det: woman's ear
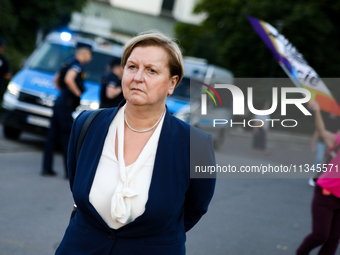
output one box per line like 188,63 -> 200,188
168,75 -> 179,96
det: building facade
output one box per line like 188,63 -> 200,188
68,0 -> 205,43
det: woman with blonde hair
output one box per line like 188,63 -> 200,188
55,31 -> 216,255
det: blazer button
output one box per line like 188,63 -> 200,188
109,234 -> 114,240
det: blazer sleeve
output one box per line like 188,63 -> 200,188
67,110 -> 90,192
184,133 -> 216,232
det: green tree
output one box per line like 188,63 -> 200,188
0,0 -> 87,73
175,0 -> 340,79
175,0 -> 340,133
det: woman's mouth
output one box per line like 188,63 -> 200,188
131,88 -> 144,93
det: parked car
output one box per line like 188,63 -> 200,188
1,31 -> 123,139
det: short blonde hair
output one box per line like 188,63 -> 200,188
121,31 -> 184,87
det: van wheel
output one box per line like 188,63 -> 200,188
3,125 -> 21,140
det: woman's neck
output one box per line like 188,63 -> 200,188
124,102 -> 166,131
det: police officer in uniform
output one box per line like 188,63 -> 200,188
99,57 -> 124,108
41,42 -> 92,177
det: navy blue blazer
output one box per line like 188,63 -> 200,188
56,101 -> 216,255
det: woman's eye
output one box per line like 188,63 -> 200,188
149,69 -> 156,74
128,65 -> 136,69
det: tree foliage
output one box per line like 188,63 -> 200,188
0,0 -> 87,73
175,0 -> 340,79
175,0 -> 340,133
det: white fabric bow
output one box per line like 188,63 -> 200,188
111,181 -> 138,223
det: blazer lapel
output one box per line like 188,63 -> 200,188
146,107 -> 173,205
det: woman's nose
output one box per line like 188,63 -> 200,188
133,68 -> 144,83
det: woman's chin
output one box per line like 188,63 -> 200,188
127,96 -> 147,106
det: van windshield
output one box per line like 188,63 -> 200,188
28,42 -> 115,83
28,43 -> 74,74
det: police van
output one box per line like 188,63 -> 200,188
1,31 -> 123,139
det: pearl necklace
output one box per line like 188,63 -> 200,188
124,110 -> 165,133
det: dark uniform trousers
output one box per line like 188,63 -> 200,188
42,96 -> 74,175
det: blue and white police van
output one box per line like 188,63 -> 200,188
1,31 -> 123,139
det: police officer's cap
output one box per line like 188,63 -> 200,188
109,58 -> 121,68
76,42 -> 92,51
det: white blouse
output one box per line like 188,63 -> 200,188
89,104 -> 165,229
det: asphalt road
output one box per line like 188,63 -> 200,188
0,125 -> 338,255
